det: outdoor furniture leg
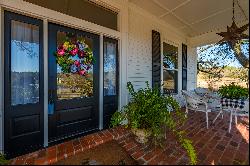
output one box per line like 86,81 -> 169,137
228,109 -> 233,133
235,115 -> 238,125
206,112 -> 209,129
212,109 -> 222,124
185,107 -> 188,117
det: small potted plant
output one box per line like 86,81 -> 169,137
0,154 -> 9,165
218,82 -> 249,100
110,82 -> 197,165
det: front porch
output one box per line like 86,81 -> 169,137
10,110 -> 249,165
0,0 -> 248,164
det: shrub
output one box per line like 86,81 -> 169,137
0,154 -> 9,165
110,82 -> 197,165
218,82 -> 249,100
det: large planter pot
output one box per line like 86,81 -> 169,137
131,128 -> 151,144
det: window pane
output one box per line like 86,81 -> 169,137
11,20 -> 40,105
56,32 -> 93,100
163,70 -> 178,94
104,41 -> 117,96
182,69 -> 187,79
163,42 -> 178,69
182,69 -> 187,90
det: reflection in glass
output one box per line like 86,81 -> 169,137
56,31 -> 94,100
182,47 -> 187,68
163,42 -> 178,94
163,70 -> 177,94
104,41 -> 116,96
163,42 -> 178,69
11,21 -> 40,106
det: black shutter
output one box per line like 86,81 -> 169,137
182,43 -> 187,90
152,30 -> 161,88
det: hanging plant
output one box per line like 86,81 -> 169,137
54,33 -> 95,76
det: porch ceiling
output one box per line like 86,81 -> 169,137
129,0 -> 249,38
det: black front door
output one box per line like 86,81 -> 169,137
4,11 -> 44,157
48,23 -> 99,142
103,37 -> 119,129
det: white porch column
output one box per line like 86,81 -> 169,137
99,34 -> 104,130
0,6 -> 4,153
119,2 -> 128,110
43,19 -> 48,147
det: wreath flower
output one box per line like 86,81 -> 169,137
54,34 -> 95,76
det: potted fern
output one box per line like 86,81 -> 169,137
110,82 -> 197,165
218,82 -> 248,100
0,154 -> 9,165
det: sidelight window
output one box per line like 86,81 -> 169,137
104,40 -> 117,96
11,20 -> 40,105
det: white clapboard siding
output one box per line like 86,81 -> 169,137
127,4 -> 197,91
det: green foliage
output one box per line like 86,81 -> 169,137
176,131 -> 197,165
0,154 -> 9,165
57,73 -> 93,98
218,82 -> 249,99
110,111 -> 125,128
110,82 -> 197,165
227,67 -> 249,85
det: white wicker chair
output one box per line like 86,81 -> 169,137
181,90 -> 212,129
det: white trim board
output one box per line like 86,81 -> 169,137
43,19 -> 48,147
0,6 -> 4,154
99,35 -> 104,130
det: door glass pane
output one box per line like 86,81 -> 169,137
104,41 -> 117,96
57,31 -> 94,100
11,20 -> 40,106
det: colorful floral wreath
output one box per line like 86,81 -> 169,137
54,34 -> 95,76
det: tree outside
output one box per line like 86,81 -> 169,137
197,40 -> 249,91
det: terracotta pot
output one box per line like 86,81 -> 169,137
131,128 -> 151,144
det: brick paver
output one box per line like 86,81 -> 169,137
10,109 -> 249,165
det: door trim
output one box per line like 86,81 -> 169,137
99,34 -> 104,130
43,18 -> 48,148
0,7 -> 4,153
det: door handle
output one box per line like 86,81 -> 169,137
48,89 -> 55,115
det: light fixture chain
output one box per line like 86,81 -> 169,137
236,0 -> 248,21
232,0 -> 235,22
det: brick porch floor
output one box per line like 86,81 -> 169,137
10,110 -> 249,165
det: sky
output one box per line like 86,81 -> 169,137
11,40 -> 39,72
197,41 -> 249,68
